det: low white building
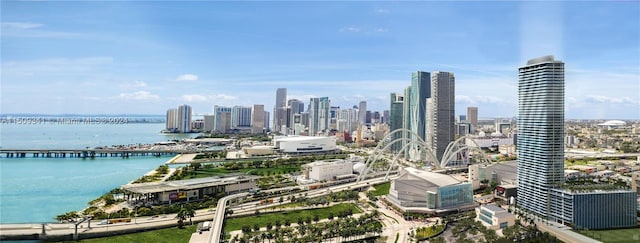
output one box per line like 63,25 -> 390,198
476,204 -> 515,230
273,136 -> 337,154
304,159 -> 353,182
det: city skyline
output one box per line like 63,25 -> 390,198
2,1 -> 639,119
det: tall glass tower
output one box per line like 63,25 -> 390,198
517,55 -> 565,217
428,71 -> 455,162
403,71 -> 430,160
389,93 -> 404,152
274,88 -> 287,132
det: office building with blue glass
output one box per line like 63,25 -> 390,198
550,189 -> 637,229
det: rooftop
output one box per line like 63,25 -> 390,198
403,167 -> 462,187
481,204 -> 506,213
121,175 -> 259,194
274,136 -> 332,142
597,120 -> 627,126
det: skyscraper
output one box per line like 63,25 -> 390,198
263,111 -> 270,132
358,101 -> 367,125
213,105 -> 232,133
389,93 -> 404,152
273,88 -> 287,132
336,108 -> 357,133
403,71 -> 431,160
288,99 -> 304,114
467,107 -> 478,133
165,108 -> 178,132
517,55 -> 565,217
308,97 -> 330,136
231,106 -> 252,128
427,71 -> 455,162
251,104 -> 265,134
204,115 -> 215,133
177,104 -> 192,133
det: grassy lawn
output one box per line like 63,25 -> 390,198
370,182 -> 390,196
577,228 -> 640,243
262,201 -> 306,210
65,225 -> 196,243
246,165 -> 301,176
415,224 -> 445,240
180,165 -> 301,179
224,203 -> 361,232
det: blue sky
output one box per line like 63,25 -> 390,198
2,1 -> 639,119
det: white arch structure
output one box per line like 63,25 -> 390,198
357,129 -> 491,181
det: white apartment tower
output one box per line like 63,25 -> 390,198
177,104 -> 192,133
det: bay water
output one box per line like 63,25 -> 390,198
0,122 -> 197,223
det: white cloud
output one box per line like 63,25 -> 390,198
213,94 -> 237,100
374,8 -> 389,14
117,91 -> 159,100
455,95 -> 506,104
340,26 -> 361,33
455,95 -> 475,104
118,81 -> 148,89
181,94 -> 237,103
585,95 -> 639,105
1,22 -> 43,29
374,28 -> 388,33
182,94 -> 209,102
175,74 -> 199,81
2,57 -> 113,77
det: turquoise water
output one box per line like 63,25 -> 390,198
0,123 -> 198,223
0,123 -> 192,149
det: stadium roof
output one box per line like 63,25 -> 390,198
597,120 -> 626,126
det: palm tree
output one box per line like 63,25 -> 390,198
176,209 -> 187,228
184,205 -> 196,225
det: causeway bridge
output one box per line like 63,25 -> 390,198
0,149 -> 183,159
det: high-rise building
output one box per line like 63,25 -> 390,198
204,115 -> 215,133
213,105 -> 232,133
273,88 -> 287,132
383,110 -> 390,125
336,108 -> 358,134
287,99 -> 304,129
467,107 -> 478,133
288,99 -> 304,114
403,71 -> 431,160
251,104 -> 265,134
231,106 -> 252,128
330,106 -> 340,130
358,101 -> 367,125
389,93 -> 404,152
165,108 -> 178,132
427,71 -> 455,161
308,97 -> 330,136
300,112 -> 309,128
263,111 -> 270,132
177,104 -> 192,133
517,55 -> 565,218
